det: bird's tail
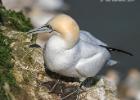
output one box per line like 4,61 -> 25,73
100,45 -> 133,56
107,60 -> 118,66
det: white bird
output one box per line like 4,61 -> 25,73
122,69 -> 140,100
2,0 -> 67,27
23,0 -> 67,48
104,69 -> 120,85
24,6 -> 55,28
28,14 -> 132,83
1,0 -> 34,12
22,0 -> 67,28
36,0 -> 67,11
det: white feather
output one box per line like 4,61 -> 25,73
44,32 -> 111,78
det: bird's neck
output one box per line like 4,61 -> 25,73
46,35 -> 68,52
62,32 -> 79,49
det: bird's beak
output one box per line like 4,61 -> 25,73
27,26 -> 53,35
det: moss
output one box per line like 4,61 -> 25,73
0,6 -> 33,32
0,6 -> 33,98
0,30 -> 13,99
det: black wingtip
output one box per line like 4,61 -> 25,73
100,45 -> 134,56
119,50 -> 133,56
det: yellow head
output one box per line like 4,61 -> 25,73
28,14 -> 80,49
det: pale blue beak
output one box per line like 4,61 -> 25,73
27,26 -> 53,34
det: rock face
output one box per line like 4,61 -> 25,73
79,78 -> 119,100
0,26 -> 120,100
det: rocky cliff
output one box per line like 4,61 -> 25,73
0,7 -> 119,100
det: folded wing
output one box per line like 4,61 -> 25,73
80,30 -> 107,46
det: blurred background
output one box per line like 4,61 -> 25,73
1,0 -> 140,99
66,0 -> 140,78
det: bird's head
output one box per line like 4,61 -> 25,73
28,14 -> 80,49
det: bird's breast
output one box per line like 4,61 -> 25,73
43,35 -> 80,74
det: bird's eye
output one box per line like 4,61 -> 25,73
44,24 -> 54,33
46,24 -> 52,29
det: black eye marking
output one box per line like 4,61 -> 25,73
45,24 -> 54,33
46,24 -> 52,29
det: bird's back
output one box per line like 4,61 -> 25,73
80,30 -> 107,46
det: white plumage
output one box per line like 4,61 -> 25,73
43,31 -> 110,78
28,14 -> 119,80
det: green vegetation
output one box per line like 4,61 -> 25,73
0,6 -> 33,32
0,6 -> 33,100
0,30 -> 14,100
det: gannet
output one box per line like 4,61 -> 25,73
28,14 -> 132,82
